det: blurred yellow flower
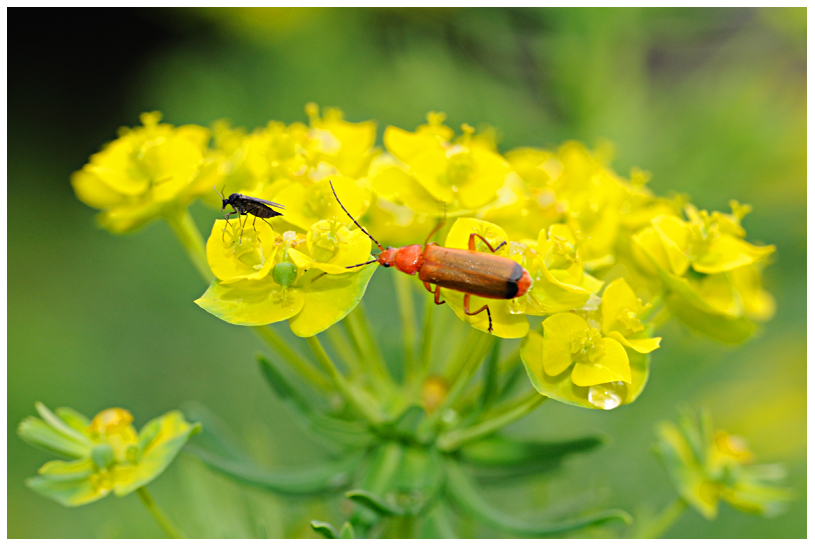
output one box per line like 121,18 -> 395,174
18,403 -> 199,507
71,112 -> 212,233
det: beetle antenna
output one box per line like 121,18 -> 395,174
329,180 -> 385,252
346,258 -> 379,269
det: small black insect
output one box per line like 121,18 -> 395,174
214,186 -> 285,243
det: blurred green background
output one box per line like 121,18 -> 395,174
8,7 -> 805,538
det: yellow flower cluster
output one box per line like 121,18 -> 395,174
72,106 -> 775,410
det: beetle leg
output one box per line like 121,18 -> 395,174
463,293 -> 493,332
423,219 -> 446,249
424,282 -> 446,305
468,233 -> 506,253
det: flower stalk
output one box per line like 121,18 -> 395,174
137,486 -> 185,539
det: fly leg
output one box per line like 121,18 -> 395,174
239,212 -> 250,244
468,233 -> 506,253
222,211 -> 237,242
463,293 -> 492,333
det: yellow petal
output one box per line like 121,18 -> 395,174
541,313 -> 588,376
601,277 -> 640,335
606,331 -> 661,354
652,215 -> 691,276
384,125 -> 441,164
70,169 -> 126,209
442,291 -> 529,339
692,234 -> 775,274
444,218 -> 508,253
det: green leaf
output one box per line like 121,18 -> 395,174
420,503 -> 457,539
339,521 -> 355,539
310,520 -> 338,539
256,355 -> 373,448
459,435 -> 605,481
179,402 -> 254,462
389,405 -> 426,440
445,461 -> 632,537
346,489 -> 405,517
26,475 -> 108,507
479,339 -> 501,410
35,403 -> 93,451
186,445 -> 363,496
18,416 -> 91,460
54,407 -> 90,433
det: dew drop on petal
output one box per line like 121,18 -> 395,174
588,381 -> 628,410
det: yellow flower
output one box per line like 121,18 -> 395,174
514,224 -> 595,316
655,408 -> 792,519
438,218 -> 529,339
70,112 -> 211,233
540,313 -> 631,387
520,310 -> 652,410
204,105 -> 376,233
378,113 -> 511,211
600,278 -> 661,354
18,403 -> 199,507
195,218 -> 376,337
632,203 -> 776,343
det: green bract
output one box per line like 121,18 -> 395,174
18,403 -> 200,507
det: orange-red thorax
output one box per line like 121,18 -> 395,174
377,244 -> 424,275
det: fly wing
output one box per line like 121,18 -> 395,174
243,196 -> 285,210
243,200 -> 284,218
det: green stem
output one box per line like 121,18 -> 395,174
325,324 -> 362,378
437,391 -> 546,452
640,293 -> 665,325
253,326 -> 332,392
394,274 -> 417,384
343,305 -> 394,393
137,487 -> 185,539
420,332 -> 494,436
164,206 -> 212,282
306,336 -> 385,425
415,296 -> 436,396
636,497 -> 688,539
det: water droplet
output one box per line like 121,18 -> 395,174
588,381 -> 627,410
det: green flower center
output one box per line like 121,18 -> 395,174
445,149 -> 473,189
570,328 -> 604,363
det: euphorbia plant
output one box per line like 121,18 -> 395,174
18,106 -> 785,538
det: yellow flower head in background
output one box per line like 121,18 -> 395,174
71,112 -> 212,232
654,408 -> 792,519
18,403 -> 200,507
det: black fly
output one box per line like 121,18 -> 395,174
214,186 -> 285,244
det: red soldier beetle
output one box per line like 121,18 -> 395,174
329,182 -> 533,333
